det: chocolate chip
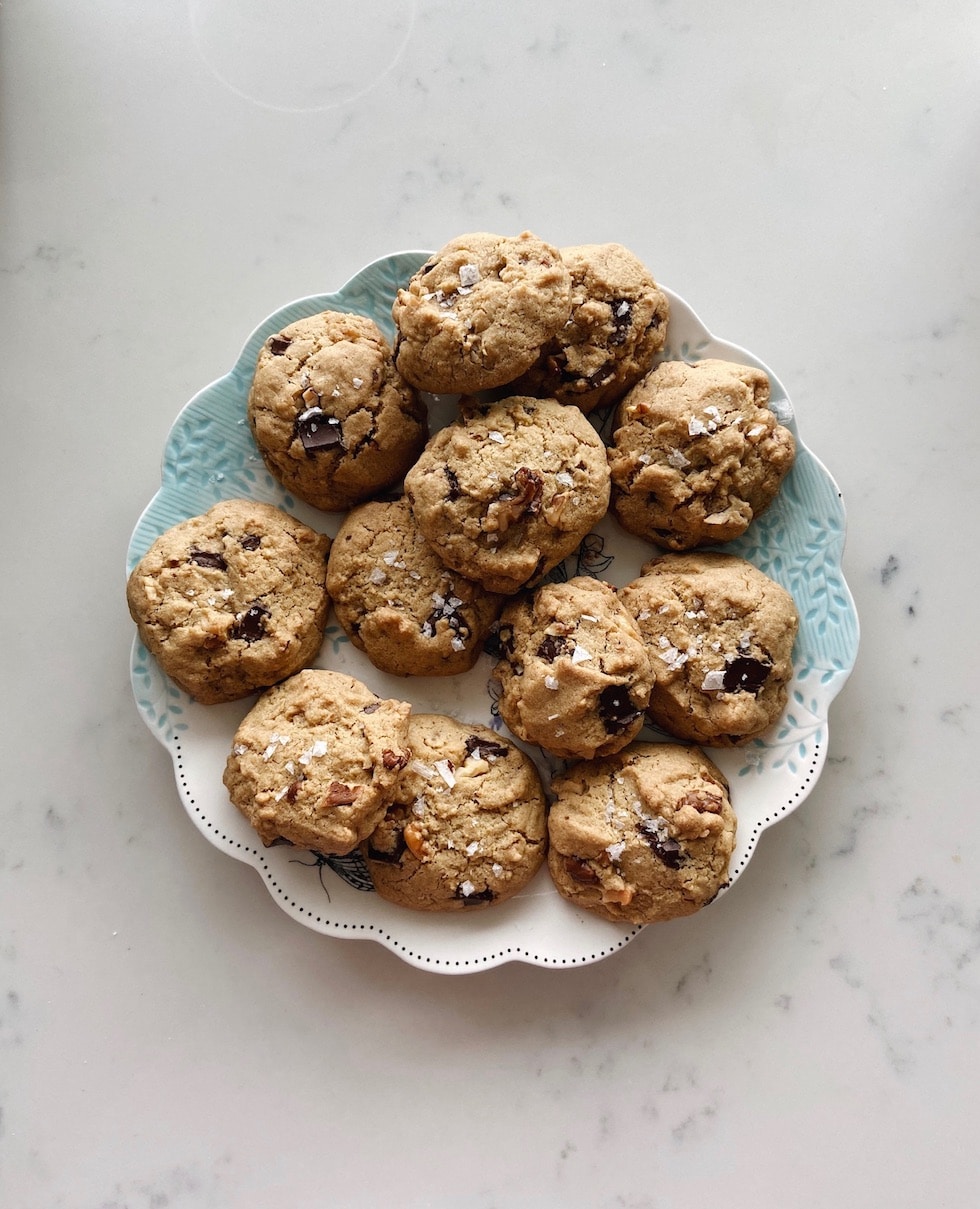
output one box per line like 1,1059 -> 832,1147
188,549 -> 227,571
268,336 -> 291,355
239,534 -> 261,550
639,819 -> 684,868
464,735 -> 510,760
536,633 -> 571,661
229,603 -> 269,642
445,466 -> 461,501
598,684 -> 643,734
723,656 -> 771,694
296,408 -> 343,455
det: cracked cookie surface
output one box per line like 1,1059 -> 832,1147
619,551 -> 798,745
404,395 -> 610,595
493,576 -> 653,760
391,231 -> 572,394
362,713 -> 548,911
247,309 -> 427,512
223,669 -> 412,853
326,496 -> 504,677
547,742 -> 735,924
126,498 -> 330,704
608,358 -> 796,550
511,242 -> 669,413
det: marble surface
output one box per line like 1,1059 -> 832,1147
1,1 -> 977,1205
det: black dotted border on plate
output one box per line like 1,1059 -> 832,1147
171,736 -> 644,970
728,741 -> 823,880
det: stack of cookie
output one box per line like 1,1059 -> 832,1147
127,229 -> 801,928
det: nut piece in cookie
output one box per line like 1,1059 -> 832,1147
247,310 -> 427,512
223,669 -> 412,854
493,576 -> 653,760
511,242 -> 669,413
126,498 -> 330,704
391,231 -> 573,394
619,551 -> 798,745
547,743 -> 735,925
326,496 -> 504,677
608,358 -> 796,550
404,395 -> 610,595
362,714 -> 548,911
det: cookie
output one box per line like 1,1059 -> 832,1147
618,551 -> 798,745
404,395 -> 611,595
247,310 -> 427,512
126,498 -> 330,704
362,714 -> 548,911
326,496 -> 504,677
608,358 -> 796,550
223,669 -> 412,853
511,242 -> 669,413
493,576 -> 653,760
391,231 -> 573,394
547,742 -> 736,925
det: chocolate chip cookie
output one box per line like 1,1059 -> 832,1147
493,576 -> 653,760
608,358 -> 796,550
404,395 -> 611,595
223,669 -> 412,853
363,714 -> 548,911
619,551 -> 798,745
511,242 -> 669,413
547,742 -> 736,924
247,309 -> 427,512
326,496 -> 504,677
391,231 -> 573,394
126,498 -> 330,704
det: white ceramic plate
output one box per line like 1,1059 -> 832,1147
127,250 -> 859,972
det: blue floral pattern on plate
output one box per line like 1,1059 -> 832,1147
127,253 -> 859,972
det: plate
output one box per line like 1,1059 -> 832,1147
127,250 -> 859,973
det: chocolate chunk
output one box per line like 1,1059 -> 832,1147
484,623 -> 514,659
188,548 -> 227,571
283,777 -> 305,804
455,884 -> 495,906
639,819 -> 684,868
325,781 -> 360,806
536,632 -> 572,661
268,336 -> 291,355
564,856 -> 600,885
445,466 -> 461,501
362,701 -> 382,714
366,831 -> 406,864
229,603 -> 269,643
723,656 -> 772,694
239,534 -> 261,550
464,735 -> 510,760
296,408 -> 343,455
598,684 -> 643,734
382,748 -> 410,771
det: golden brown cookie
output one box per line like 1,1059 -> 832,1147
126,498 -> 330,704
363,714 -> 548,911
619,551 -> 798,745
547,742 -> 736,924
608,358 -> 796,550
391,231 -> 573,394
326,496 -> 504,677
493,576 -> 653,760
404,395 -> 610,595
223,669 -> 412,853
511,242 -> 669,413
247,310 -> 427,511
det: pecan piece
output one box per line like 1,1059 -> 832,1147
564,856 -> 600,885
484,466 -> 544,534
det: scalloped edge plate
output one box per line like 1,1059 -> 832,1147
127,250 -> 859,972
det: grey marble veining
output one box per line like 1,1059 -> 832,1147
2,1 -> 978,1206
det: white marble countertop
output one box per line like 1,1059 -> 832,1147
3,2 -> 977,1206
